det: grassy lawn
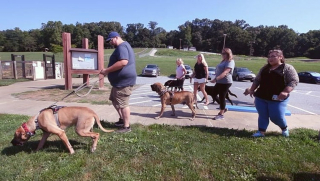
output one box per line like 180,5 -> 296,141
0,48 -> 148,62
1,114 -> 320,180
135,49 -> 320,77
1,48 -> 320,82
0,78 -> 31,86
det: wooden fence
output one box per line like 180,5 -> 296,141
0,60 -> 43,80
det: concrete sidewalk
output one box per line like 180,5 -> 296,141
1,78 -> 320,133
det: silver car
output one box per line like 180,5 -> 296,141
232,67 -> 256,82
208,67 -> 216,80
141,64 -> 160,77
184,64 -> 193,79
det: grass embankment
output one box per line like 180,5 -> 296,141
0,78 -> 30,86
1,48 -> 319,85
136,49 -> 319,76
1,114 -> 320,180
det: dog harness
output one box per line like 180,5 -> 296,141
46,105 -> 65,128
24,105 -> 65,136
158,89 -> 175,105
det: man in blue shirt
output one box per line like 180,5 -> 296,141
100,32 -> 136,133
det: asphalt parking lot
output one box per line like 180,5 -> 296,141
132,76 -> 320,115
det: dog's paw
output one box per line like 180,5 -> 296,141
91,147 -> 96,153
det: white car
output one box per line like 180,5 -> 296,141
208,67 -> 216,80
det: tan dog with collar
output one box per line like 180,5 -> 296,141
11,106 -> 114,154
150,82 -> 197,120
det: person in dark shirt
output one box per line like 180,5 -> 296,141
245,50 -> 299,137
192,54 -> 209,105
100,32 -> 136,133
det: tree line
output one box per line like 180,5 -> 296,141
0,18 -> 319,58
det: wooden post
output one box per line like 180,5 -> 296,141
82,38 -> 90,85
12,60 -> 17,79
63,32 -> 72,90
0,61 -> 2,80
98,35 -> 104,88
21,55 -> 26,78
52,54 -> 56,79
11,54 -> 17,79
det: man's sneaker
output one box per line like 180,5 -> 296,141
213,114 -> 224,120
114,118 -> 124,127
252,131 -> 265,137
116,127 -> 131,133
282,129 -> 289,137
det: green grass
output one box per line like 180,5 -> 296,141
0,78 -> 31,86
0,52 -> 65,62
1,49 -> 320,79
0,49 -> 148,62
1,114 -> 320,180
136,49 -> 320,76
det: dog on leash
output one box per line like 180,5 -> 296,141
164,80 -> 182,91
151,82 -> 197,120
198,85 -> 238,105
11,106 -> 114,154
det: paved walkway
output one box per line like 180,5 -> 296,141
1,78 -> 320,133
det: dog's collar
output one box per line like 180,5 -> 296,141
21,122 -> 35,136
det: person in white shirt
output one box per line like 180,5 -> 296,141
175,58 -> 187,91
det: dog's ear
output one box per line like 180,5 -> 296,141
153,83 -> 162,93
158,83 -> 165,90
155,84 -> 161,92
151,84 -> 156,91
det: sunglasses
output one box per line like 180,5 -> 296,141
268,55 -> 279,58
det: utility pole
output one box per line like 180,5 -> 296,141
223,34 -> 227,50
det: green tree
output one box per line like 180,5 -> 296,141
41,21 -> 63,50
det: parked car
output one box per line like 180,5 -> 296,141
184,64 -> 193,79
232,67 -> 256,82
298,71 -> 320,84
208,67 -> 216,80
141,64 -> 160,77
189,47 -> 197,51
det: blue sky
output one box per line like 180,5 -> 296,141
1,0 -> 319,33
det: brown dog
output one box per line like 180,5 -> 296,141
151,82 -> 196,120
11,106 -> 114,154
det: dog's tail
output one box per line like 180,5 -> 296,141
94,114 -> 114,133
228,90 -> 238,98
